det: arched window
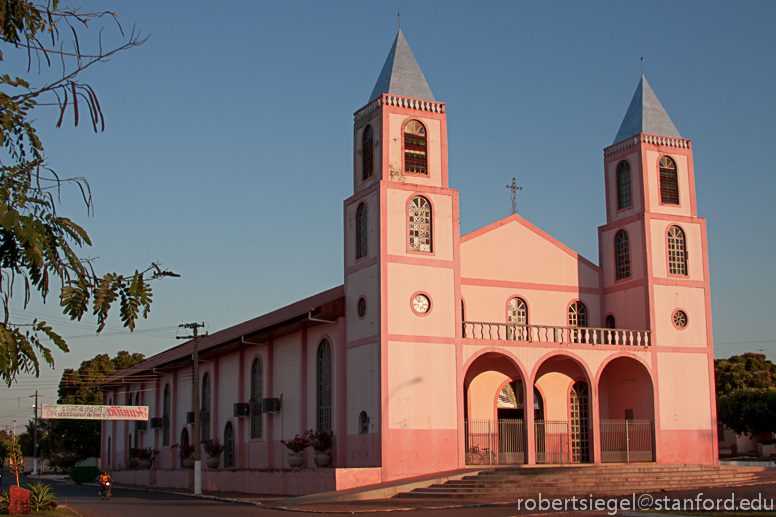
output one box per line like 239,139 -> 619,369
605,315 -> 615,329
362,125 -> 374,180
317,340 -> 332,432
224,422 -> 235,468
250,359 -> 262,439
507,297 -> 528,341
404,120 -> 427,174
162,384 -> 171,447
202,373 -> 211,442
356,203 -> 368,260
180,428 -> 189,468
667,225 -> 687,275
127,393 -> 133,406
659,156 -> 679,205
616,161 -> 632,209
568,301 -> 588,343
615,230 -> 631,280
359,412 -> 369,434
408,196 -> 432,252
570,381 -> 590,463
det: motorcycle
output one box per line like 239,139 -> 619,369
100,481 -> 112,500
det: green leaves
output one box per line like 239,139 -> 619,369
717,388 -> 776,436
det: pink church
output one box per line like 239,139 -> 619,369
100,30 -> 718,495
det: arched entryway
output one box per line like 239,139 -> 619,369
597,356 -> 656,462
533,353 -> 593,464
464,352 -> 528,465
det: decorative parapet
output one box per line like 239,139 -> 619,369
354,93 -> 446,122
604,133 -> 692,157
462,321 -> 651,347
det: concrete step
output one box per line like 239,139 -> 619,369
440,475 -> 757,489
458,473 -> 757,483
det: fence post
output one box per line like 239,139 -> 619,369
488,420 -> 492,465
626,420 -> 630,464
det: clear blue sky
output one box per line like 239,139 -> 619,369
1,1 -> 774,427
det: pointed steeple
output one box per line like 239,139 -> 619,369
613,76 -> 681,144
368,30 -> 435,103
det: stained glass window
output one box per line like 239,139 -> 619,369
162,384 -> 171,447
615,230 -> 631,280
356,203 -> 367,259
659,156 -> 679,205
507,297 -> 528,340
408,196 -> 432,252
224,422 -> 235,468
673,309 -> 688,328
362,125 -> 374,180
404,120 -> 427,174
250,359 -> 262,439
317,340 -> 332,432
202,372 -> 211,442
617,160 -> 632,209
667,225 -> 687,275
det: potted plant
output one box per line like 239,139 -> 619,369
171,443 -> 195,469
138,447 -> 157,469
305,429 -> 333,468
128,448 -> 140,469
202,439 -> 224,469
280,434 -> 310,469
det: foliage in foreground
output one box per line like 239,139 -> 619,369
716,387 -> 776,436
0,481 -> 58,513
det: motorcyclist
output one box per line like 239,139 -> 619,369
99,471 -> 113,496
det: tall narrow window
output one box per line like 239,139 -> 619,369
667,225 -> 687,275
317,340 -> 332,432
162,384 -> 171,447
408,196 -> 432,252
615,230 -> 631,280
356,203 -> 368,259
507,297 -> 528,341
659,156 -> 679,205
616,161 -> 632,209
250,359 -> 262,439
360,412 -> 369,434
127,393 -> 133,406
362,125 -> 374,180
605,315 -> 615,329
224,422 -> 235,468
570,381 -> 590,463
403,120 -> 427,174
568,301 -> 588,328
202,373 -> 211,442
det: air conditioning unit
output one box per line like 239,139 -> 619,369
149,418 -> 163,429
233,403 -> 250,417
186,412 -> 195,425
135,421 -> 147,431
262,397 -> 281,414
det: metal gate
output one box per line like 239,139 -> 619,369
600,419 -> 654,462
464,419 -> 524,465
535,420 -> 569,464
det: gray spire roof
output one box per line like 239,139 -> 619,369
613,75 -> 681,144
368,30 -> 435,103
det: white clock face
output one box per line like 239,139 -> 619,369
412,294 -> 430,314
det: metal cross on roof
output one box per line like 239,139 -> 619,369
506,177 -> 523,215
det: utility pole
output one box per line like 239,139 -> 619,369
178,322 -> 207,495
31,391 -> 38,475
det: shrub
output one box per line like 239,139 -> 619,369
24,481 -> 58,512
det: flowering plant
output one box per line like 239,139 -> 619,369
202,439 -> 224,458
171,442 -> 194,459
305,429 -> 332,453
280,434 -> 310,453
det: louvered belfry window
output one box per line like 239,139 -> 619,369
250,359 -> 262,439
659,156 -> 679,205
317,340 -> 332,432
615,230 -> 631,280
356,203 -> 367,259
408,196 -> 432,252
617,161 -> 632,209
667,225 -> 687,275
404,120 -> 427,174
362,125 -> 374,180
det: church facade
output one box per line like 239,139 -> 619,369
100,30 -> 718,495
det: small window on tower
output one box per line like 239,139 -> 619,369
362,125 -> 374,180
659,156 -> 679,205
408,196 -> 432,252
615,230 -> 631,280
404,120 -> 427,174
617,161 -> 632,209
356,203 -> 367,259
667,225 -> 687,276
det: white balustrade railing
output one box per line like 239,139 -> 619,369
354,93 -> 446,122
462,321 -> 651,347
604,133 -> 692,157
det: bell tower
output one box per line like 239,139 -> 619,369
598,75 -> 717,463
343,30 -> 463,480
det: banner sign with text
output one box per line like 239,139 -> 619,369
41,404 -> 149,421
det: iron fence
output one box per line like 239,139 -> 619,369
600,419 -> 654,463
535,420 -> 570,464
464,419 -> 525,465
